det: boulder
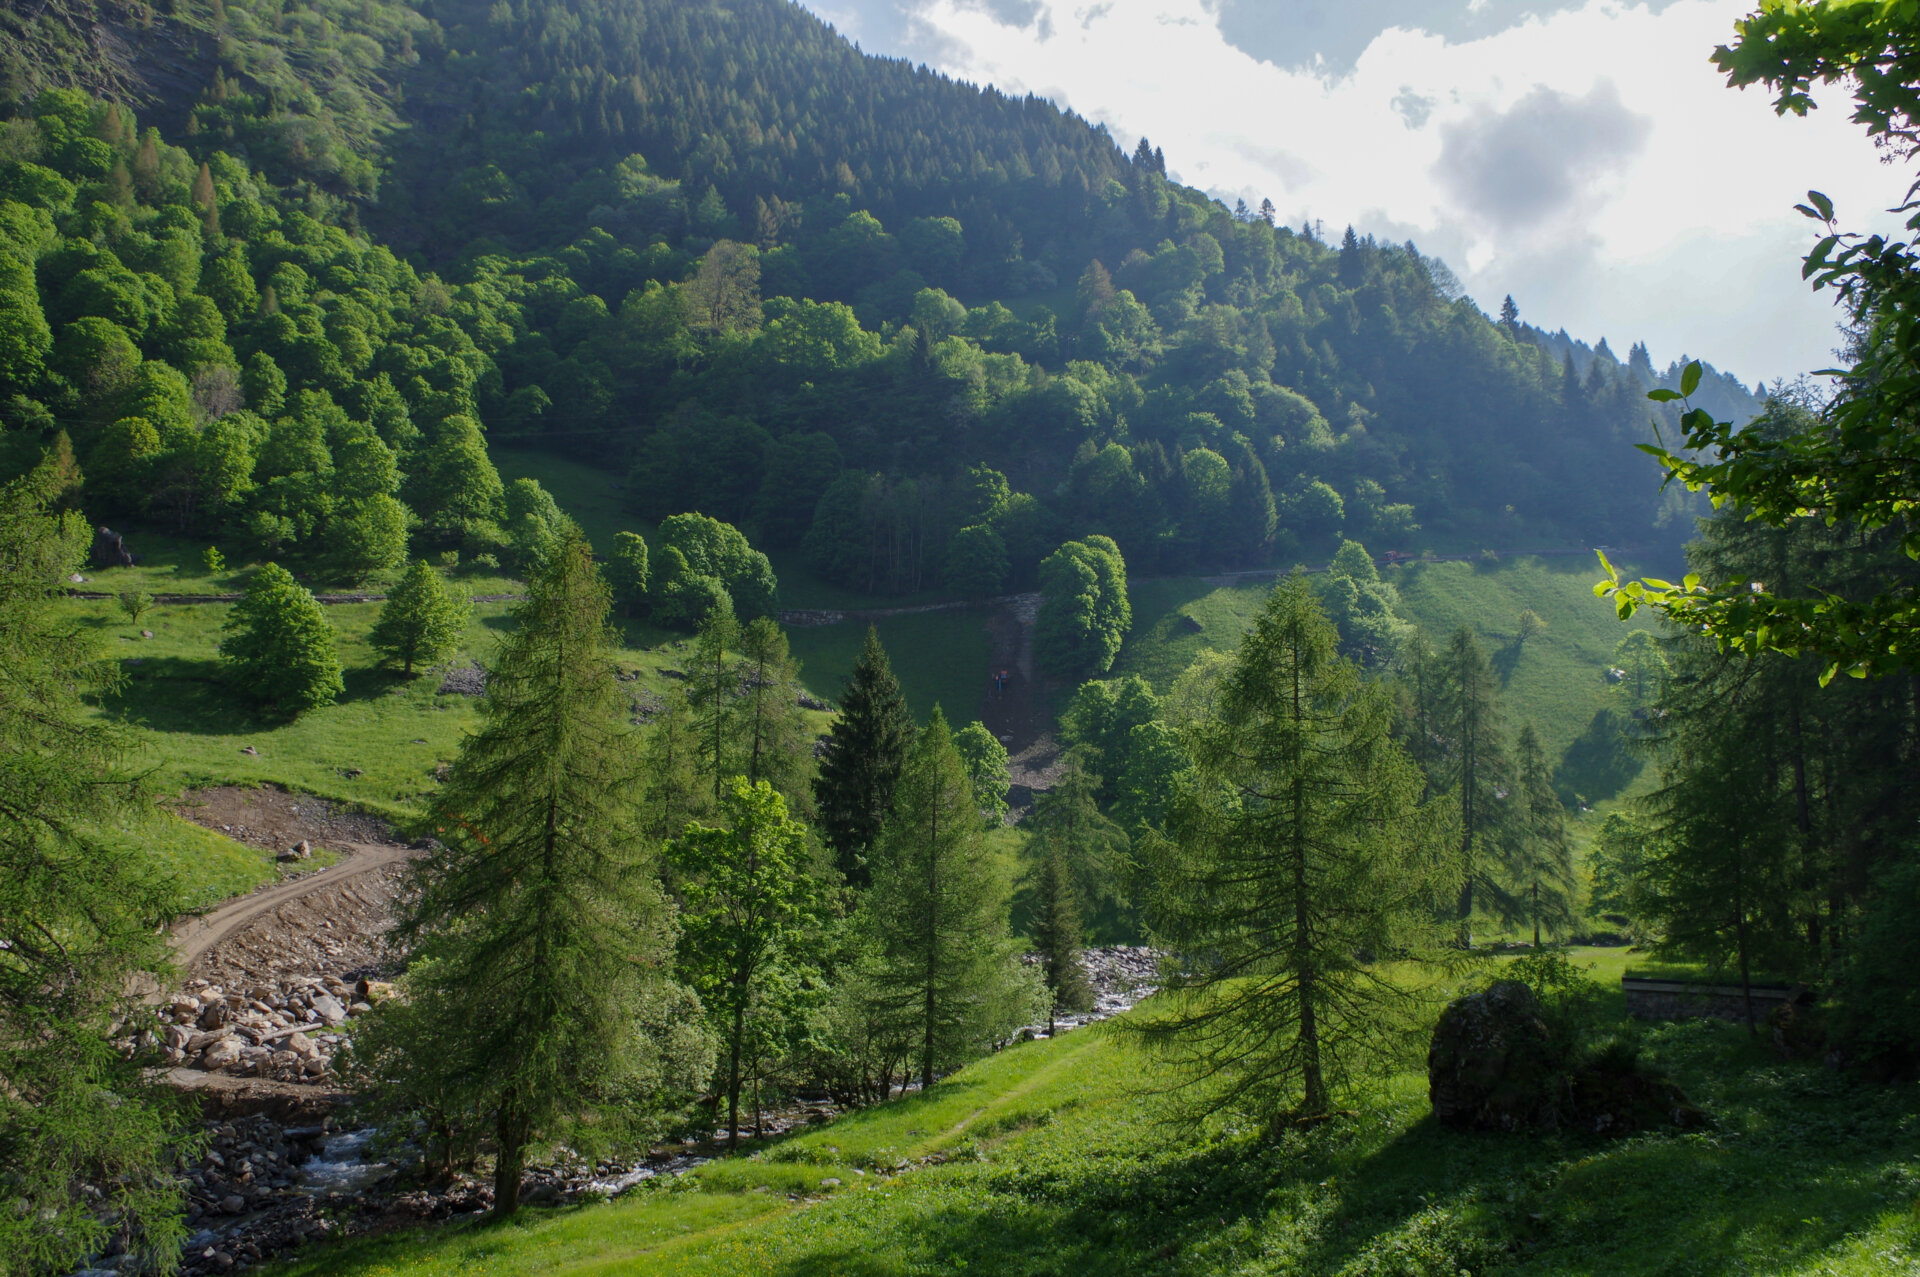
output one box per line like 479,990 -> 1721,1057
202,1038 -> 245,1070
310,994 -> 348,1026
1427,980 -> 1568,1132
91,526 -> 135,569
278,839 -> 311,862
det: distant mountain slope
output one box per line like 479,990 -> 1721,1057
0,0 -> 1755,596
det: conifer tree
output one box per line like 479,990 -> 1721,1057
639,685 -> 705,843
668,779 -> 819,1147
219,562 -> 343,712
396,532 -> 694,1216
688,595 -> 741,805
0,456 -> 193,1275
1030,845 -> 1092,1034
736,616 -> 814,812
1140,577 -> 1443,1121
814,625 -> 914,885
1026,757 -> 1131,941
865,708 -> 1040,1087
1434,626 -> 1512,946
1513,724 -> 1577,946
369,559 -> 470,675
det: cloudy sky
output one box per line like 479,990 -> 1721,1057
797,0 -> 1903,386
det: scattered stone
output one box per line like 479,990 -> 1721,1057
68,572 -> 87,584
339,768 -> 364,779
278,840 -> 312,863
310,995 -> 348,1026
438,661 -> 487,696
240,746 -> 258,756
798,694 -> 830,711
141,628 -> 154,638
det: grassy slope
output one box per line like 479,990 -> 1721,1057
273,950 -> 1920,1277
1115,556 -> 1664,861
497,450 -> 994,725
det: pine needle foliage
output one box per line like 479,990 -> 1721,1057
397,532 -> 696,1216
1513,723 -> 1577,946
865,708 -> 1041,1088
1431,626 -> 1514,946
1139,576 -> 1447,1123
0,456 -> 194,1276
814,625 -> 915,886
369,559 -> 470,676
1030,845 -> 1093,1033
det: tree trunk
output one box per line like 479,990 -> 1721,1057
728,993 -> 744,1147
492,1093 -> 528,1218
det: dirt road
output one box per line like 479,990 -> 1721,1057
170,840 -> 413,974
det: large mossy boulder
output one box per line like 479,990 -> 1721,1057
1428,980 -> 1567,1131
1428,979 -> 1705,1135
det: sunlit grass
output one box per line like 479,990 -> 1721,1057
267,948 -> 1920,1276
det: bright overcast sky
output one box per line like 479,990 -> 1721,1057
797,0 -> 1904,386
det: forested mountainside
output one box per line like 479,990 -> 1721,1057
0,0 -> 1763,597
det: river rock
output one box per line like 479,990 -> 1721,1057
1427,980 -> 1566,1131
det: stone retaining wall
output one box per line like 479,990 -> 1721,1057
1622,977 -> 1799,1023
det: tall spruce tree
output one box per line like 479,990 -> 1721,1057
1140,577 -> 1444,1121
0,456 -> 194,1275
814,626 -> 914,885
1513,724 -> 1577,947
396,532 -> 694,1216
1433,626 -> 1512,946
864,708 -> 1041,1087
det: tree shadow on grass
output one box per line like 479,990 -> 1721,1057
104,658 -> 405,731
104,656 -> 255,735
1491,637 -> 1523,686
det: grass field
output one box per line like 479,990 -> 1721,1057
270,948 -> 1920,1277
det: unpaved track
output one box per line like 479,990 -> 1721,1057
171,840 -> 413,974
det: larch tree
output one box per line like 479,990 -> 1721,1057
394,532 -> 698,1216
735,616 -> 814,813
369,559 -> 470,675
688,595 -> 741,805
864,708 -> 1041,1087
814,626 -> 915,885
668,778 -> 819,1147
1139,577 -> 1445,1122
0,455 -> 194,1276
1513,724 -> 1577,947
1030,843 -> 1093,1034
1433,626 -> 1512,946
1026,756 -> 1131,942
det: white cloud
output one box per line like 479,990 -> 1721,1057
799,0 -> 1895,382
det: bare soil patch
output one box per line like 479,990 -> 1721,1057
174,784 -> 404,855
